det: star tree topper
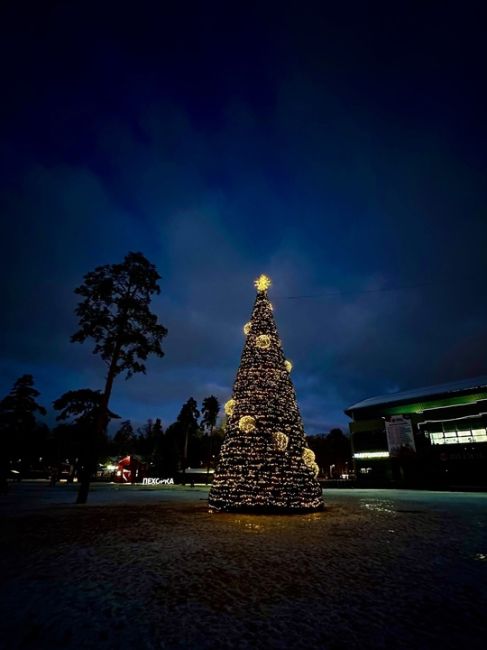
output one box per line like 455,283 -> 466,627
254,274 -> 272,292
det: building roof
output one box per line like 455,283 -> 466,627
345,375 -> 487,415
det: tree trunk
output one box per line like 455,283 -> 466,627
76,468 -> 90,504
182,427 -> 189,484
206,425 -> 214,484
74,342 -> 121,504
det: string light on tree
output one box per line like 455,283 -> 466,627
208,274 -> 324,513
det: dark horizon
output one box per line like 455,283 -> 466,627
1,1 -> 486,433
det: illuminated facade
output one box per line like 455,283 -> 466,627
208,275 -> 324,512
345,376 -> 487,486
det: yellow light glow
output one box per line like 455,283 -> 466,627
268,302 -> 274,311
254,274 -> 272,292
243,322 -> 251,335
285,360 -> 293,372
239,415 -> 256,432
310,461 -> 320,478
273,431 -> 289,451
224,399 -> 236,416
302,447 -> 315,466
255,334 -> 271,349
353,451 -> 389,459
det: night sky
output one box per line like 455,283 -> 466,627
1,1 -> 486,433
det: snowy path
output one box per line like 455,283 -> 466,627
1,484 -> 486,649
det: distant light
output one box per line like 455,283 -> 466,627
353,451 -> 390,459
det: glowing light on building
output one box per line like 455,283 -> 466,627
353,451 -> 390,459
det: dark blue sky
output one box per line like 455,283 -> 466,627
1,0 -> 486,433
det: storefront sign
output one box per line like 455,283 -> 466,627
142,477 -> 175,485
385,415 -> 416,457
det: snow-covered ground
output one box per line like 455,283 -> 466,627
1,483 -> 486,649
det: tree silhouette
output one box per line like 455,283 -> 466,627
70,251 -> 167,503
208,275 -> 324,512
177,397 -> 200,474
201,396 -> 220,434
113,420 -> 135,457
325,429 -> 352,478
0,375 -> 47,468
158,422 -> 180,477
149,418 -> 168,474
53,389 -> 119,498
201,395 -> 220,480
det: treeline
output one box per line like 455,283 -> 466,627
0,252 -> 352,502
306,430 -> 352,479
0,374 -> 224,479
2,252 -> 171,502
0,373 -> 351,482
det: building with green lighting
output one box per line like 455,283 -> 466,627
345,376 -> 487,488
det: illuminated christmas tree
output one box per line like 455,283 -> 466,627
208,275 -> 324,512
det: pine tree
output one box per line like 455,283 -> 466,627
208,275 -> 324,512
70,251 -> 167,503
202,395 -> 220,481
177,397 -> 200,470
113,420 -> 135,456
0,375 -> 47,464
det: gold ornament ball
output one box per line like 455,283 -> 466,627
224,399 -> 236,416
285,359 -> 293,372
302,447 -> 316,466
243,322 -> 251,335
310,461 -> 320,478
255,334 -> 271,349
239,415 -> 256,432
273,431 -> 289,451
